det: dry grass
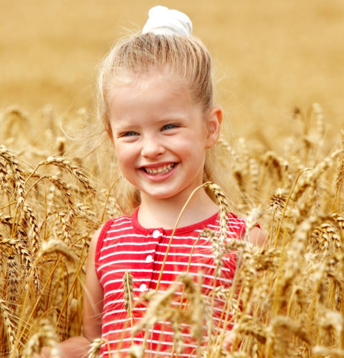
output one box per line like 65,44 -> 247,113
0,102 -> 343,357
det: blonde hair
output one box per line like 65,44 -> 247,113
97,32 -> 224,214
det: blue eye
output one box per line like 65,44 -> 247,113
122,131 -> 138,137
162,124 -> 178,131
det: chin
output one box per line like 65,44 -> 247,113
146,192 -> 176,200
141,188 -> 180,200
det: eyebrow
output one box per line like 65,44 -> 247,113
113,114 -> 188,127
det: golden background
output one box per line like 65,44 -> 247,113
1,0 -> 343,149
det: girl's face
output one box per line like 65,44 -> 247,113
108,72 -> 222,204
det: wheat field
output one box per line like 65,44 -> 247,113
1,0 -> 344,357
1,103 -> 344,357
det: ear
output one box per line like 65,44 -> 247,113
205,107 -> 222,149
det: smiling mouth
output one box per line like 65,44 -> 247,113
143,163 -> 176,175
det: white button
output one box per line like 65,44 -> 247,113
146,255 -> 153,263
139,284 -> 147,292
152,230 -> 160,238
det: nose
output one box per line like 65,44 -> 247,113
141,137 -> 165,158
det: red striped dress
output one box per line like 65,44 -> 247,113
95,208 -> 246,357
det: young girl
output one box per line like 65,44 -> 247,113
41,5 -> 265,358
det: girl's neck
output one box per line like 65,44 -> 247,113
137,189 -> 219,229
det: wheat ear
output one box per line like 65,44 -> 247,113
88,338 -> 107,358
22,319 -> 60,358
0,298 -> 17,354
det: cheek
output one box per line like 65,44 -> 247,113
115,145 -> 137,170
198,122 -> 211,148
113,145 -> 127,165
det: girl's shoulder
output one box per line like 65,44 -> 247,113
192,211 -> 246,239
226,212 -> 246,224
224,212 -> 265,245
224,212 -> 247,237
103,213 -> 132,227
98,213 -> 133,236
95,214 -> 134,252
226,212 -> 261,229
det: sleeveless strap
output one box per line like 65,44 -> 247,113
95,218 -> 115,281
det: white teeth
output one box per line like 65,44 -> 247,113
145,163 -> 175,175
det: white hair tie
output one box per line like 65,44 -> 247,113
142,6 -> 192,36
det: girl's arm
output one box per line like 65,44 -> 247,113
39,229 -> 104,357
248,227 -> 266,247
83,228 -> 104,341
